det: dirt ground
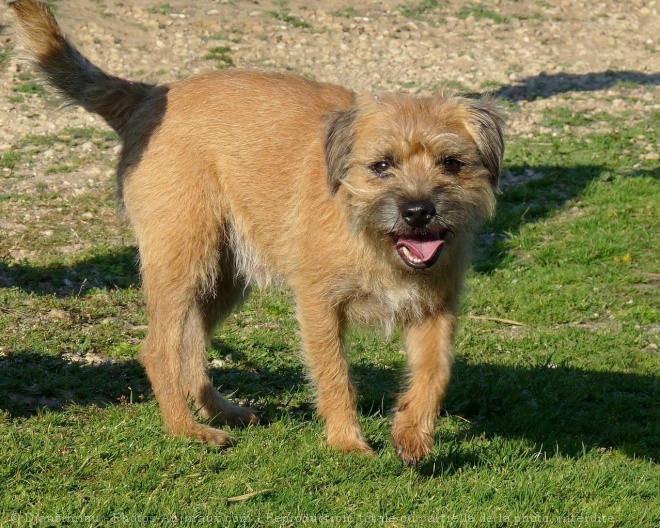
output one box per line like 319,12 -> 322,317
0,0 -> 658,258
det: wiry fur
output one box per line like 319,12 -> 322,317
10,0 -> 505,465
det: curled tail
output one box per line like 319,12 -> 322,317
9,0 -> 154,137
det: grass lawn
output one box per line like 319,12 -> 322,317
1,104 -> 658,526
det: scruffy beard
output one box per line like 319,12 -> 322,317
340,183 -> 493,271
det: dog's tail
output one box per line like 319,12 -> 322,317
9,0 -> 154,137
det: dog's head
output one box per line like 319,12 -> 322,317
325,93 -> 504,270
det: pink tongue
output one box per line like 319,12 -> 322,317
396,238 -> 445,262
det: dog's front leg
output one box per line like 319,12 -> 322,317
393,312 -> 456,465
296,293 -> 374,455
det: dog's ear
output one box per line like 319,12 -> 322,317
465,99 -> 505,189
325,108 -> 358,195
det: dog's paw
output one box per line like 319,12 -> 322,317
391,415 -> 434,466
203,401 -> 259,428
223,404 -> 259,428
326,431 -> 375,456
193,425 -> 234,447
392,436 -> 432,466
328,439 -> 376,456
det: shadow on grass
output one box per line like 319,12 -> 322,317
438,358 -> 659,468
0,351 -> 150,416
353,358 -> 660,468
0,246 -> 140,296
2,350 -> 657,467
0,345 -> 307,421
473,163 -> 659,273
491,70 -> 660,102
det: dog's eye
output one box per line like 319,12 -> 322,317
370,160 -> 392,177
442,157 -> 463,174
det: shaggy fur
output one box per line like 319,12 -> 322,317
10,0 -> 505,465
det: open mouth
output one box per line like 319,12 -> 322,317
393,233 -> 446,269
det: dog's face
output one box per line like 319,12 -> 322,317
326,94 -> 504,271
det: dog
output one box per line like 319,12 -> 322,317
9,0 -> 504,465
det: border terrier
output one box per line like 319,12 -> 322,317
9,0 -> 504,464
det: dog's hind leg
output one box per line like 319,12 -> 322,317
127,172 -> 235,445
138,273 -> 232,444
180,260 -> 257,428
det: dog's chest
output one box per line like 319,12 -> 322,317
343,278 -> 431,328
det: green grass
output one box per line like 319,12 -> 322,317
399,0 -> 440,20
12,81 -> 47,97
148,3 -> 172,16
44,158 -> 96,175
0,151 -> 21,170
10,73 -> 63,106
204,46 -> 234,68
2,127 -> 119,184
458,5 -> 509,24
540,106 -> 624,129
332,7 -> 361,19
266,9 -> 312,29
206,31 -> 243,44
0,109 -> 658,525
0,43 -> 11,71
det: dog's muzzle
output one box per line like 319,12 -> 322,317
394,200 -> 445,269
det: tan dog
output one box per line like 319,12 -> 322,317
10,0 -> 504,464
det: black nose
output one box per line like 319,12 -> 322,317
400,200 -> 436,228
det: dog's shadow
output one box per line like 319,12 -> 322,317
2,348 -> 657,472
419,358 -> 660,475
473,164 -> 658,274
0,344 -> 312,424
0,245 -> 140,296
490,70 -> 660,102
